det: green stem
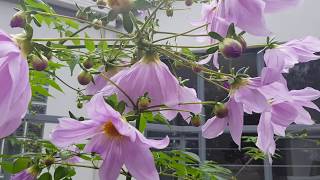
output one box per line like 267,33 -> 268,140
154,30 -> 208,37
140,1 -> 165,32
153,23 -> 208,43
199,74 -> 229,92
30,11 -> 130,37
153,43 -> 214,49
59,25 -> 91,44
33,37 -> 131,42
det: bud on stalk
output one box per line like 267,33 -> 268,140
214,103 -> 228,118
78,71 -> 93,85
31,55 -> 48,71
10,11 -> 27,28
219,38 -> 243,59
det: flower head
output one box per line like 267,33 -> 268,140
51,94 -> 170,180
0,30 -> 31,139
264,36 -> 320,73
99,54 -> 202,121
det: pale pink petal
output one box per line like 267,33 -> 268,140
99,141 -> 124,180
256,111 -> 276,156
202,117 -> 227,139
264,0 -> 302,13
84,133 -> 111,158
294,105 -> 315,125
137,133 -> 170,149
271,102 -> 297,127
123,139 -> 160,180
234,87 -> 268,113
228,98 -> 244,148
50,118 -> 101,147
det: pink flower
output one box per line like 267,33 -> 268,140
264,36 -> 320,73
263,0 -> 302,13
86,66 -> 122,95
256,84 -> 320,161
99,54 -> 202,121
202,98 -> 244,147
50,94 -> 170,180
11,166 -> 39,180
0,30 -> 31,139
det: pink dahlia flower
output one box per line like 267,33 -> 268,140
0,30 -> 31,139
99,54 -> 202,121
202,98 -> 244,147
51,94 -> 170,180
264,36 -> 320,73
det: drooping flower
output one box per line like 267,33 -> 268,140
264,36 -> 320,73
11,166 -> 40,180
0,30 -> 31,139
196,0 -> 302,67
86,66 -> 121,95
202,98 -> 244,147
51,94 -> 170,180
99,54 -> 202,121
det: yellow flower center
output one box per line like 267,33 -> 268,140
103,121 -> 122,139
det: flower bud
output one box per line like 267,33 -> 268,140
13,33 -> 33,57
31,55 -> 48,71
97,0 -> 107,9
10,11 -> 27,28
191,114 -> 201,127
107,0 -> 134,13
77,71 -> 93,85
214,103 -> 228,118
192,64 -> 202,73
138,96 -> 151,109
219,38 -> 243,59
92,19 -> 103,30
43,156 -> 55,167
185,0 -> 193,6
83,59 -> 94,69
77,102 -> 83,109
166,9 -> 173,17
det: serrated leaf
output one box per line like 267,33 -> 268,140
32,85 -> 52,97
139,112 -> 153,132
84,33 -> 95,52
208,32 -> 224,42
47,79 -> 63,93
122,13 -> 133,33
54,166 -> 68,180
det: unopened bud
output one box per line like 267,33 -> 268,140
138,96 -> 151,109
77,102 -> 83,109
166,9 -> 173,17
97,0 -> 107,9
77,71 -> 93,85
219,38 -> 243,59
92,19 -> 103,30
191,114 -> 201,127
11,11 -> 27,28
83,59 -> 94,69
31,55 -> 48,71
192,64 -> 202,73
185,0 -> 193,6
214,103 -> 228,118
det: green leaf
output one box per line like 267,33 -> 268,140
122,13 -> 133,33
139,112 -> 153,132
98,41 -> 108,51
39,172 -> 53,180
32,85 -> 52,97
63,18 -> 79,29
206,46 -> 219,54
65,31 -> 80,46
208,32 -> 224,42
117,101 -> 126,114
105,94 -> 119,109
84,33 -> 95,52
226,23 -> 236,38
0,162 -> 14,173
54,166 -> 68,180
13,158 -> 31,173
25,0 -> 53,13
47,79 -> 63,93
66,54 -> 80,76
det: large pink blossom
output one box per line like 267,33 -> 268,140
0,30 -> 31,139
51,94 -> 170,180
257,83 -> 320,161
264,36 -> 320,73
99,54 -> 202,121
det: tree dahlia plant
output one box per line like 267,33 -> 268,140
0,0 -> 319,180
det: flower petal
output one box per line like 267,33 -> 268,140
264,0 -> 302,13
202,116 -> 227,139
137,133 -> 169,149
123,140 -> 160,180
50,118 -> 101,147
256,112 -> 276,156
228,99 -> 244,148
